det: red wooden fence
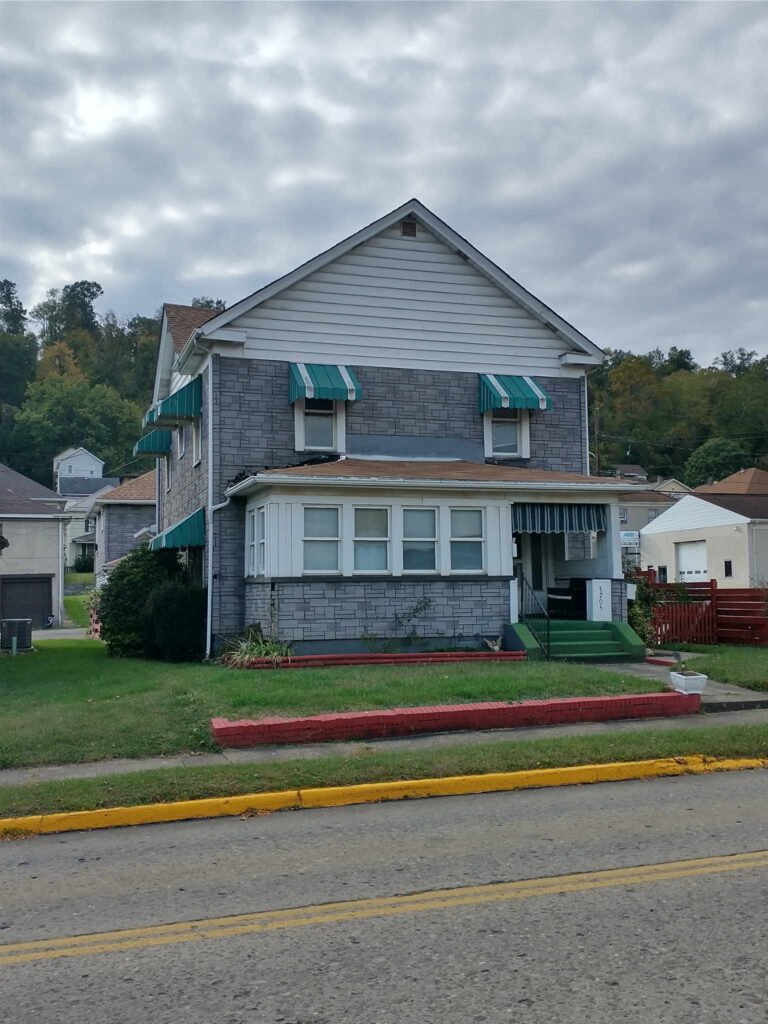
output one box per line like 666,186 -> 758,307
637,572 -> 768,647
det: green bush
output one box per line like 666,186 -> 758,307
73,554 -> 94,573
97,547 -> 182,656
144,581 -> 207,662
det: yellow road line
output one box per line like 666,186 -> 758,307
2,850 -> 766,966
1,755 -> 766,838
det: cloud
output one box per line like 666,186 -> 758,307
1,0 -> 766,364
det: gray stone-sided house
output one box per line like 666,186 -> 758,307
137,199 -> 643,659
93,470 -> 156,578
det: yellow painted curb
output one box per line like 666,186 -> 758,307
1,755 -> 765,837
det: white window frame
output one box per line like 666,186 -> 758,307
449,507 -> 485,574
619,506 -> 628,524
177,425 -> 186,460
401,507 -> 439,574
165,455 -> 172,493
483,408 -> 530,459
352,506 -> 390,574
294,398 -> 346,454
647,507 -> 658,521
192,417 -> 202,465
302,504 -> 342,575
247,507 -> 266,576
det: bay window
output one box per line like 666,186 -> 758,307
402,508 -> 437,572
353,507 -> 389,571
450,509 -> 484,571
247,507 -> 266,576
303,506 -> 340,572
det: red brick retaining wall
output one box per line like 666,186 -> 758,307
211,692 -> 700,747
232,651 -> 527,670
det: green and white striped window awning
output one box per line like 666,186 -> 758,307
478,374 -> 553,413
133,429 -> 172,457
289,363 -> 362,404
511,503 -> 607,534
149,507 -> 205,551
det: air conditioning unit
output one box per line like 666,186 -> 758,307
1,618 -> 33,651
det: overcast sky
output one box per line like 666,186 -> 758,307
1,1 -> 766,364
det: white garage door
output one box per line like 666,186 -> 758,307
676,540 -> 708,581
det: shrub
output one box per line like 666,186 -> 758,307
73,554 -> 94,573
144,581 -> 207,662
220,625 -> 293,668
98,547 -> 182,656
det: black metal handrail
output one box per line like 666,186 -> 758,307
517,569 -> 551,660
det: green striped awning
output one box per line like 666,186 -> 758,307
511,503 -> 607,534
142,405 -> 159,429
478,374 -> 553,413
289,363 -> 362,403
149,507 -> 205,551
133,429 -> 172,457
155,377 -> 202,423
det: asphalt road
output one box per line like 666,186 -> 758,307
2,771 -> 767,1023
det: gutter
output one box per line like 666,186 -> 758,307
205,356 -> 231,660
225,474 -> 627,498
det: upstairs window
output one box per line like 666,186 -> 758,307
294,399 -> 345,453
619,506 -> 628,524
192,417 -> 202,465
247,507 -> 266,575
483,408 -> 530,459
177,425 -> 186,459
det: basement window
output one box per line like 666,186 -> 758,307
400,219 -> 417,238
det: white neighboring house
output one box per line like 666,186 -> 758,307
53,447 -> 105,491
0,462 -> 70,627
640,493 -> 768,588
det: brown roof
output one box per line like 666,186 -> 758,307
618,490 -> 675,504
99,470 -> 156,503
695,467 -> 768,495
258,459 -> 620,487
700,494 -> 768,519
164,304 -> 219,353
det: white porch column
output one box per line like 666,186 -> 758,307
608,503 -> 623,578
509,578 -> 519,623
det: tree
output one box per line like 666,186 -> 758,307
11,377 -> 142,484
191,296 -> 226,311
0,280 -> 27,334
60,280 -> 103,336
684,437 -> 751,488
0,331 -> 37,406
30,288 -> 65,346
37,341 -> 86,382
714,348 -> 759,376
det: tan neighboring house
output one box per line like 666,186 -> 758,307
652,477 -> 692,498
93,470 -> 157,579
640,469 -> 768,587
0,462 -> 70,626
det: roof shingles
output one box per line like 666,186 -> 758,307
164,304 -> 219,353
98,470 -> 157,503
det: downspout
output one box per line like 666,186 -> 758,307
58,519 -> 64,625
200,336 -> 229,659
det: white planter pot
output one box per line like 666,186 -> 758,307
669,671 -> 708,694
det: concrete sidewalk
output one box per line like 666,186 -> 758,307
599,654 -> 768,711
2,706 -> 766,790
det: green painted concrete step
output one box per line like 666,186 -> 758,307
550,652 -> 640,662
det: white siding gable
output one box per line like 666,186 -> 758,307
641,494 -> 750,534
231,223 -> 574,377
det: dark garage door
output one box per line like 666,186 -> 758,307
0,576 -> 53,628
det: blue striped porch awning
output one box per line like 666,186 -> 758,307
289,363 -> 362,403
478,374 -> 553,413
512,503 -> 607,534
149,507 -> 205,551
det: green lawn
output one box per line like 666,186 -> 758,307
62,595 -> 90,628
0,723 -> 765,820
689,646 -> 768,692
0,640 -> 661,770
64,572 -> 95,587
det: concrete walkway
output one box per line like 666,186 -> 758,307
2,706 -> 767,790
597,654 -> 768,710
31,628 -> 88,641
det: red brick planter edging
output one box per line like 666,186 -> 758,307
232,651 -> 527,670
211,691 -> 700,747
